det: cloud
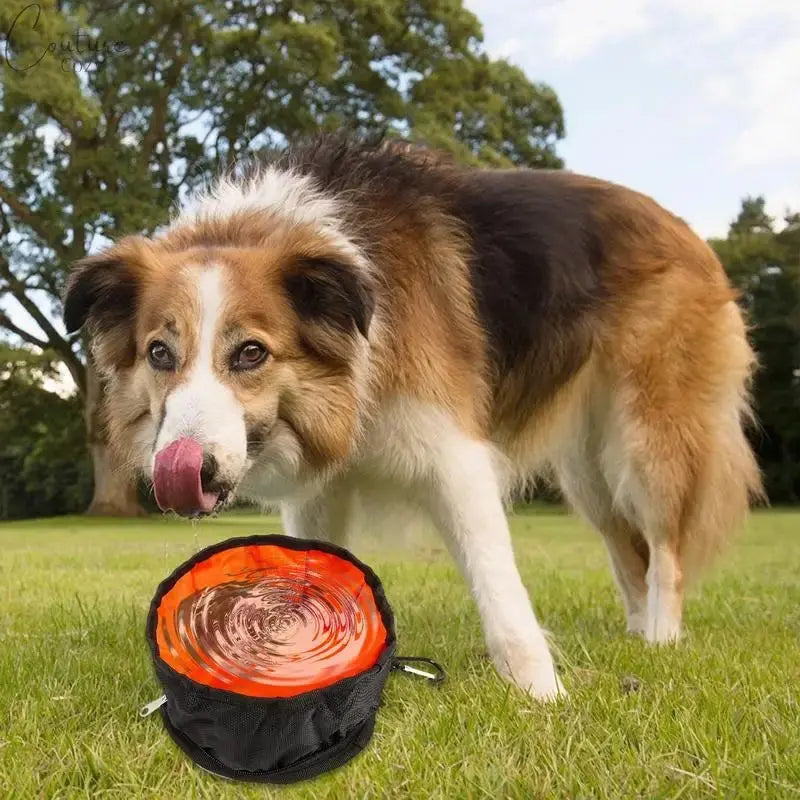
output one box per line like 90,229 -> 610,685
534,0 -> 651,61
496,0 -> 800,62
665,0 -> 800,37
724,38 -> 800,167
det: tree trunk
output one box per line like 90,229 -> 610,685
84,357 -> 146,517
87,441 -> 146,516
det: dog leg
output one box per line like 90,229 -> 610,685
280,484 -> 356,546
602,527 -> 649,635
645,541 -> 683,643
424,435 -> 565,700
556,457 -> 649,635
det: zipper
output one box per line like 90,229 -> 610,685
391,656 -> 446,684
139,694 -> 167,718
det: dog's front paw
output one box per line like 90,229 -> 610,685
489,638 -> 567,701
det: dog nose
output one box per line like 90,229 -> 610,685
199,452 -> 220,493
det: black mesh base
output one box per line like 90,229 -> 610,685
158,674 -> 382,784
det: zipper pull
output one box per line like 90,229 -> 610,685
391,656 -> 446,684
396,663 -> 438,680
139,694 -> 167,718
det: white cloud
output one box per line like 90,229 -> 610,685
724,38 -> 800,167
502,0 -> 800,62
665,0 -> 800,36
534,0 -> 651,61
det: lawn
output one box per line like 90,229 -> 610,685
1,508 -> 798,799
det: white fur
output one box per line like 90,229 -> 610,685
645,544 -> 683,643
175,167 -> 370,276
151,266 -> 248,483
418,427 -> 564,699
177,168 -> 339,228
238,420 -> 319,506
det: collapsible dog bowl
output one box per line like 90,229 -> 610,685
142,535 -> 442,784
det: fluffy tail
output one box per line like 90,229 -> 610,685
681,300 -> 764,580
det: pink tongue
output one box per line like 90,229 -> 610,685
153,438 -> 219,515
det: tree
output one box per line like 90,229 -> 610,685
0,344 -> 93,519
0,0 -> 565,515
711,197 -> 800,504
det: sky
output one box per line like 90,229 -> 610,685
466,0 -> 800,237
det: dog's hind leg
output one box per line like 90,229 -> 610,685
644,540 -> 683,642
607,447 -> 685,643
603,524 -> 650,634
598,397 -> 689,644
555,451 -> 650,635
604,300 -> 760,645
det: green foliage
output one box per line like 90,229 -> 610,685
711,198 -> 800,504
0,345 -> 92,518
0,0 -> 565,277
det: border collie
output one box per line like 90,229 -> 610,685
64,136 -> 761,699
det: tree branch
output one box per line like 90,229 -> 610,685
0,201 -> 10,237
0,183 -> 69,258
140,18 -> 188,165
0,255 -> 86,393
0,260 -> 60,342
0,311 -> 49,349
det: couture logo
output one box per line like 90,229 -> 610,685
3,3 -> 129,74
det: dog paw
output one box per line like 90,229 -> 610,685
490,640 -> 567,701
626,612 -> 647,636
645,616 -> 682,644
522,670 -> 567,701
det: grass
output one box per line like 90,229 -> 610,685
1,508 -> 798,799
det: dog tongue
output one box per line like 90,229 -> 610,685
153,438 -> 219,515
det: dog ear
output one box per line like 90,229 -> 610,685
284,256 -> 374,339
63,249 -> 139,334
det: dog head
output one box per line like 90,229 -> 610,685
64,217 -> 374,515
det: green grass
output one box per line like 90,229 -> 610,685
1,509 -> 798,799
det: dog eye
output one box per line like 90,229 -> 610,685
232,341 -> 268,371
147,340 -> 175,371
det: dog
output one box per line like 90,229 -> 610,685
64,136 -> 761,699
